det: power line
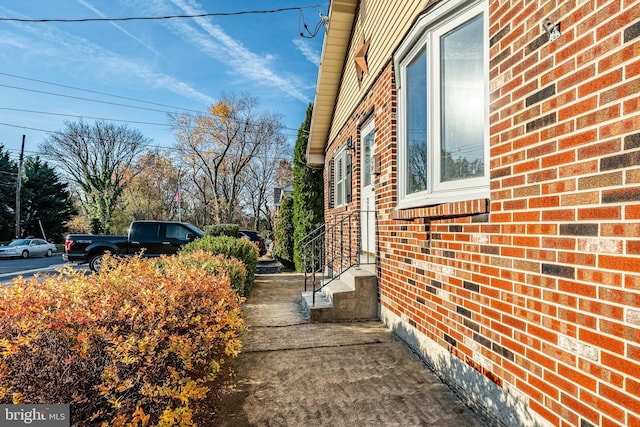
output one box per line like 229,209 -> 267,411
0,121 -> 299,152
0,76 -> 303,133
0,107 -> 171,128
0,83 -> 175,114
0,72 -> 203,114
0,6 -> 321,23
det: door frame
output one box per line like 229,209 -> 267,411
360,117 -> 376,259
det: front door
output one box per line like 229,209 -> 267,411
360,118 -> 375,258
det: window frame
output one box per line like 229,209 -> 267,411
395,0 -> 489,210
333,144 -> 349,208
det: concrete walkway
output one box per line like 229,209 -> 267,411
217,272 -> 491,427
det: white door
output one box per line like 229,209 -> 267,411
360,119 -> 375,258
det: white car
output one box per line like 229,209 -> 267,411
0,238 -> 57,259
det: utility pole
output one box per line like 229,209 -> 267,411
177,179 -> 182,222
14,135 -> 24,238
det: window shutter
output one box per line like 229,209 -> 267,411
345,151 -> 352,204
328,158 -> 334,209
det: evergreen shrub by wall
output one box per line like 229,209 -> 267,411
273,196 -> 295,269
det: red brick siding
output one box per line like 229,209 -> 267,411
323,1 -> 640,426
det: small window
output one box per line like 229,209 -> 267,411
166,224 -> 190,240
132,223 -> 160,238
333,144 -> 351,207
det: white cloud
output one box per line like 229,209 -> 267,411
167,0 -> 311,103
0,10 -> 214,106
293,39 -> 320,66
77,0 -> 164,58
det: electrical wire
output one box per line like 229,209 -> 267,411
0,83 -> 174,114
0,107 -> 171,128
0,72 -> 203,114
0,121 -> 300,155
298,8 -> 325,39
0,75 -> 304,133
0,6 -> 322,23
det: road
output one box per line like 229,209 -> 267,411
0,254 -> 86,285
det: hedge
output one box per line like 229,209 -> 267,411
0,252 -> 244,426
180,235 -> 258,296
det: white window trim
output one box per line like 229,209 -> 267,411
361,118 -> 375,188
394,0 -> 489,210
334,145 -> 348,207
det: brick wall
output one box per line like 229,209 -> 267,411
323,1 -> 640,426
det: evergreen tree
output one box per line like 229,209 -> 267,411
0,146 -> 17,241
292,103 -> 324,271
21,157 -> 77,242
273,196 -> 294,270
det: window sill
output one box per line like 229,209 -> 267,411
392,198 -> 489,220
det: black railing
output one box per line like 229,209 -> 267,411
301,210 -> 376,305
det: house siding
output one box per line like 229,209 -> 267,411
329,0 -> 428,144
320,0 -> 640,426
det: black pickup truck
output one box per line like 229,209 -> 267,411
63,220 -> 204,272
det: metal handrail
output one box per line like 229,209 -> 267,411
302,210 -> 376,305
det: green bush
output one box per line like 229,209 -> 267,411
181,235 -> 258,296
274,196 -> 295,269
293,103 -> 325,271
171,250 -> 247,296
0,253 -> 244,426
203,224 -> 239,237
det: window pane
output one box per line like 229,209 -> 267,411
440,14 -> 484,182
406,48 -> 428,194
362,128 -> 374,187
335,157 -> 343,206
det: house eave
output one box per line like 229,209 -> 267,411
305,0 -> 358,169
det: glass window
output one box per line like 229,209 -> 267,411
407,47 -> 428,194
166,224 -> 190,240
334,147 -> 348,207
396,1 -> 488,208
439,14 -> 484,182
362,124 -> 375,188
132,223 -> 159,238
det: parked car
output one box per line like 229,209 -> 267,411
239,229 -> 266,256
0,238 -> 57,259
64,220 -> 204,272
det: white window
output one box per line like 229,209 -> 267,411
395,1 -> 489,209
333,145 -> 350,207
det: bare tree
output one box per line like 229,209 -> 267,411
172,93 -> 286,225
111,151 -> 182,229
40,121 -> 149,233
241,140 -> 289,231
275,159 -> 293,188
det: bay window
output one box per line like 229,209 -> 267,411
396,1 -> 488,209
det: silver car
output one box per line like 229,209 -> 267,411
0,238 -> 57,259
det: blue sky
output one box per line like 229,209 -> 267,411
0,1 -> 326,161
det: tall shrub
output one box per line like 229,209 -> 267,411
273,196 -> 294,269
293,103 -> 324,271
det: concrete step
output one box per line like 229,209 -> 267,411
301,265 -> 377,322
256,258 -> 283,274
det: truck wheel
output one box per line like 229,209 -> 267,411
89,253 -> 105,272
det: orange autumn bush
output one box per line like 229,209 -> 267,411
0,252 -> 244,426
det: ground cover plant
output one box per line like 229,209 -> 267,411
0,252 -> 244,426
